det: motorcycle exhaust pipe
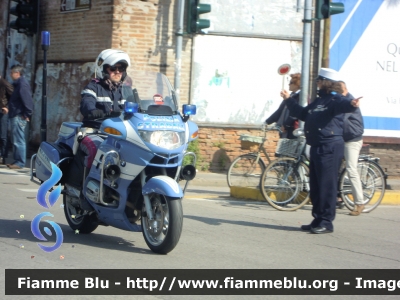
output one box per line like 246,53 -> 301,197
180,165 -> 196,181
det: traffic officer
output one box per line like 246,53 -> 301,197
281,68 -> 361,234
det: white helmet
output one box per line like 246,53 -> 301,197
94,49 -> 131,81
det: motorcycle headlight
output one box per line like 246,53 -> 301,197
139,130 -> 185,150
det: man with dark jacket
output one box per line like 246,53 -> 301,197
266,73 -> 301,139
7,65 -> 33,169
0,75 -> 14,165
340,81 -> 365,216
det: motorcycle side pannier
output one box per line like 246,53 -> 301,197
35,142 -> 73,183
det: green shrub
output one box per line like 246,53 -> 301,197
183,140 -> 201,168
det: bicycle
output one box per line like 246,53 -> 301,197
260,128 -> 311,211
261,128 -> 387,212
338,154 -> 386,213
226,125 -> 280,188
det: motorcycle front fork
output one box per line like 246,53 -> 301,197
141,171 -> 155,220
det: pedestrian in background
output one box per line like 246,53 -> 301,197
339,81 -> 365,216
0,75 -> 14,165
282,68 -> 361,234
266,73 -> 301,139
7,65 -> 33,170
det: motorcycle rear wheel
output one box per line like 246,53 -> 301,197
63,194 -> 98,234
141,194 -> 183,254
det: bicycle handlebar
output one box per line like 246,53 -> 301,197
261,123 -> 282,133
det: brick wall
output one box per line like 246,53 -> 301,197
367,143 -> 400,178
30,0 -> 192,144
39,0 -> 192,104
197,126 -> 281,172
196,126 -> 400,178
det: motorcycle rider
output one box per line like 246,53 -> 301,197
66,49 -> 131,202
80,49 -> 131,122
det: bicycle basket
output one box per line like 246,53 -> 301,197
239,135 -> 264,150
275,138 -> 300,158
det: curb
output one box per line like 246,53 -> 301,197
230,187 -> 400,205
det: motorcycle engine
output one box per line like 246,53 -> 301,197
86,180 -> 119,206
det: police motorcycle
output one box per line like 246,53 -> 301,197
30,71 -> 198,254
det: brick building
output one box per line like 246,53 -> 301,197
0,0 -> 398,177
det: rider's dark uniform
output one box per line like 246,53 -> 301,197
80,78 -> 125,121
285,90 -> 356,232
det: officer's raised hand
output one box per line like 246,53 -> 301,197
351,96 -> 363,107
280,90 -> 291,100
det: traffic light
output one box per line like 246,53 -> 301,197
187,0 -> 211,34
316,0 -> 344,19
9,0 -> 39,35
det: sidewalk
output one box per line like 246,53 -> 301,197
191,171 -> 400,205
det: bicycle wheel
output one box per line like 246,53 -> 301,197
339,160 -> 385,213
260,158 -> 310,211
227,154 -> 265,187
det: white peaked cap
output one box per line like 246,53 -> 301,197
318,68 -> 341,81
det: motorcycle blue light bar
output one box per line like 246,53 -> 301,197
41,31 -> 50,46
124,102 -> 139,113
182,104 -> 197,115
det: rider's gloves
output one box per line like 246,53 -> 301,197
91,109 -> 105,119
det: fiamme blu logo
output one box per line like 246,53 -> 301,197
31,162 -> 64,252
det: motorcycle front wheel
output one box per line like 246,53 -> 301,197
141,194 -> 183,254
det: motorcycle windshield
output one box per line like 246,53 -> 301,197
122,71 -> 179,113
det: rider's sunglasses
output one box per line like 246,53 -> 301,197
108,65 -> 126,72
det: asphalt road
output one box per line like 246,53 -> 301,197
0,166 -> 399,300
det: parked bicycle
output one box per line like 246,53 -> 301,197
260,128 -> 310,211
261,128 -> 387,212
226,125 -> 280,188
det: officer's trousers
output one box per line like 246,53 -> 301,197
309,140 -> 344,230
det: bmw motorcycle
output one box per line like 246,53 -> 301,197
30,71 -> 198,254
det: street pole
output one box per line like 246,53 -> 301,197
299,0 -> 313,110
321,18 -> 330,68
174,0 -> 185,100
41,31 -> 50,143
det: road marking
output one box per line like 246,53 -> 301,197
185,194 -> 221,199
17,189 -> 39,193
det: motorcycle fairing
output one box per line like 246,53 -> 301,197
99,117 -> 150,152
142,175 -> 183,198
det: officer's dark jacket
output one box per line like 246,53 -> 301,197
342,93 -> 364,142
80,79 -> 125,120
9,76 -> 33,119
285,90 -> 356,146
